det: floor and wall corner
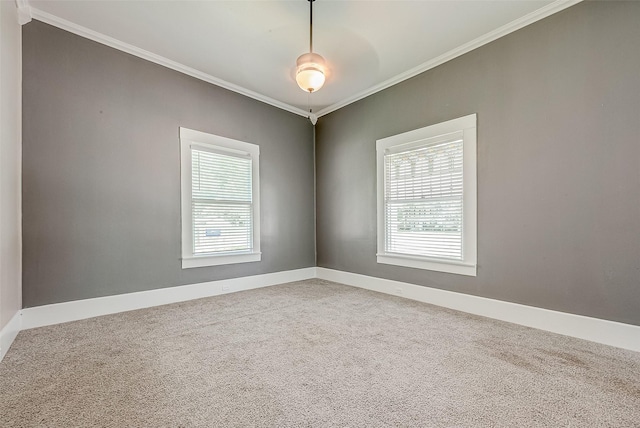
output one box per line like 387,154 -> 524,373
1,0 -> 639,425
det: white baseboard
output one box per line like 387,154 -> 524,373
316,268 -> 640,352
10,266 -> 640,357
0,311 -> 22,361
21,267 -> 316,330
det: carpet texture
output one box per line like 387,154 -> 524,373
1,279 -> 639,427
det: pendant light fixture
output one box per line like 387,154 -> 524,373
296,0 -> 326,93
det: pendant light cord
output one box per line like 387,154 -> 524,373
309,0 -> 314,53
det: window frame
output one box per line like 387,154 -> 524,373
180,127 -> 261,269
376,114 -> 477,276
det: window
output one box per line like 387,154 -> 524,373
180,127 -> 260,268
376,114 -> 477,276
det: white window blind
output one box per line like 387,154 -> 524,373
384,135 -> 464,260
180,127 -> 261,269
191,148 -> 253,255
376,114 -> 476,276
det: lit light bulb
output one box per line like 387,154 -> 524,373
296,52 -> 326,93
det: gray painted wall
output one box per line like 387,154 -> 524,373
22,21 -> 315,307
0,1 -> 23,329
316,1 -> 640,326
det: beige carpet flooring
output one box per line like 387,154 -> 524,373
1,279 -> 639,427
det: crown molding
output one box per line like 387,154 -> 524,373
15,0 -> 32,25
29,7 -> 310,118
315,0 -> 583,118
27,1 -> 581,120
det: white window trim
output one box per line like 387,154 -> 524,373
180,127 -> 261,269
376,114 -> 477,276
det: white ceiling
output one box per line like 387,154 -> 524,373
27,0 -> 574,117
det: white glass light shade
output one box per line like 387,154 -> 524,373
296,52 -> 326,93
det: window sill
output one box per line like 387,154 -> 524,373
376,253 -> 476,276
182,252 -> 261,269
